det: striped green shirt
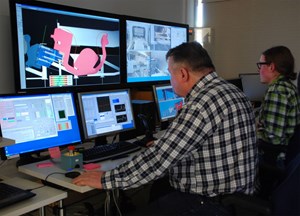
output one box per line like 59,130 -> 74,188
258,75 -> 300,145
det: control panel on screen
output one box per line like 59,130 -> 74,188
77,89 -> 135,140
0,93 -> 81,158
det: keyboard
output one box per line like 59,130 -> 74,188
0,182 -> 36,209
82,141 -> 141,163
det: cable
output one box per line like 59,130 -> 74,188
104,190 -> 111,216
26,185 -> 46,192
44,172 -> 65,183
112,189 -> 122,216
0,159 -> 7,168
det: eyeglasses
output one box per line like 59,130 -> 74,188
256,62 -> 270,69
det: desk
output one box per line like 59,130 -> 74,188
0,177 -> 67,216
18,152 -> 139,193
18,131 -> 165,193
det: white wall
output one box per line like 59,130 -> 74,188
0,0 -> 188,93
203,0 -> 300,80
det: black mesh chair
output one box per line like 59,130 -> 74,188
271,153 -> 300,215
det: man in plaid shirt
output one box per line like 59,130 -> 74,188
73,42 -> 258,215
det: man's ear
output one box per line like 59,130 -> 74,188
269,62 -> 276,72
180,67 -> 189,82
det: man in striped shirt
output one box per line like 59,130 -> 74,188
73,42 -> 258,215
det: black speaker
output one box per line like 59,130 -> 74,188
120,100 -> 156,141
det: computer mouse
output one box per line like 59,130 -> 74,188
65,171 -> 81,179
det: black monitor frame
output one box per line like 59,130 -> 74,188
10,0 -> 123,93
121,15 -> 189,87
77,88 -> 136,145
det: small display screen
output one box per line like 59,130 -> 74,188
153,84 -> 184,122
77,89 -> 135,140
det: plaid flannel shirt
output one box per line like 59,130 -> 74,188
102,72 -> 258,196
258,75 -> 300,145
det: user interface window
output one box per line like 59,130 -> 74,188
126,20 -> 187,83
154,85 -> 184,121
0,93 -> 81,157
80,90 -> 135,138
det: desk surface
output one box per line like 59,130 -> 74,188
0,177 -> 67,216
16,131 -> 165,193
18,152 -> 138,193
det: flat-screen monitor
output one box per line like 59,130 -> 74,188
0,92 -> 81,163
153,84 -> 184,124
239,73 -> 268,102
10,0 -> 121,92
77,89 -> 135,142
227,78 -> 243,91
124,16 -> 189,85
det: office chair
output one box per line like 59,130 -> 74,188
285,124 -> 300,165
271,152 -> 300,215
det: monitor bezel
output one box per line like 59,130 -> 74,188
77,88 -> 136,141
9,0 -> 123,93
121,15 -> 189,87
0,92 -> 82,160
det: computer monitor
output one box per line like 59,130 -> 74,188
0,92 -> 81,164
226,78 -> 243,91
153,84 -> 184,129
123,16 -> 189,85
77,89 -> 135,144
10,0 -> 121,92
239,73 -> 268,102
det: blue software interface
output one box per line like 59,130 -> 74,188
0,93 -> 81,158
154,85 -> 184,121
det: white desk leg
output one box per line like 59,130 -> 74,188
59,200 -> 64,216
38,206 -> 45,216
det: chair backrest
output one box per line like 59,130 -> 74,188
285,124 -> 300,165
271,153 -> 300,215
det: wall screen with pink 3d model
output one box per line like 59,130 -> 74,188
10,0 -> 122,92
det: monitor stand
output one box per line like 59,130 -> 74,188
94,136 -> 108,146
160,121 -> 170,131
16,152 -> 50,167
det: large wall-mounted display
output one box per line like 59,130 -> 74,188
123,16 -> 189,86
10,0 -> 122,92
